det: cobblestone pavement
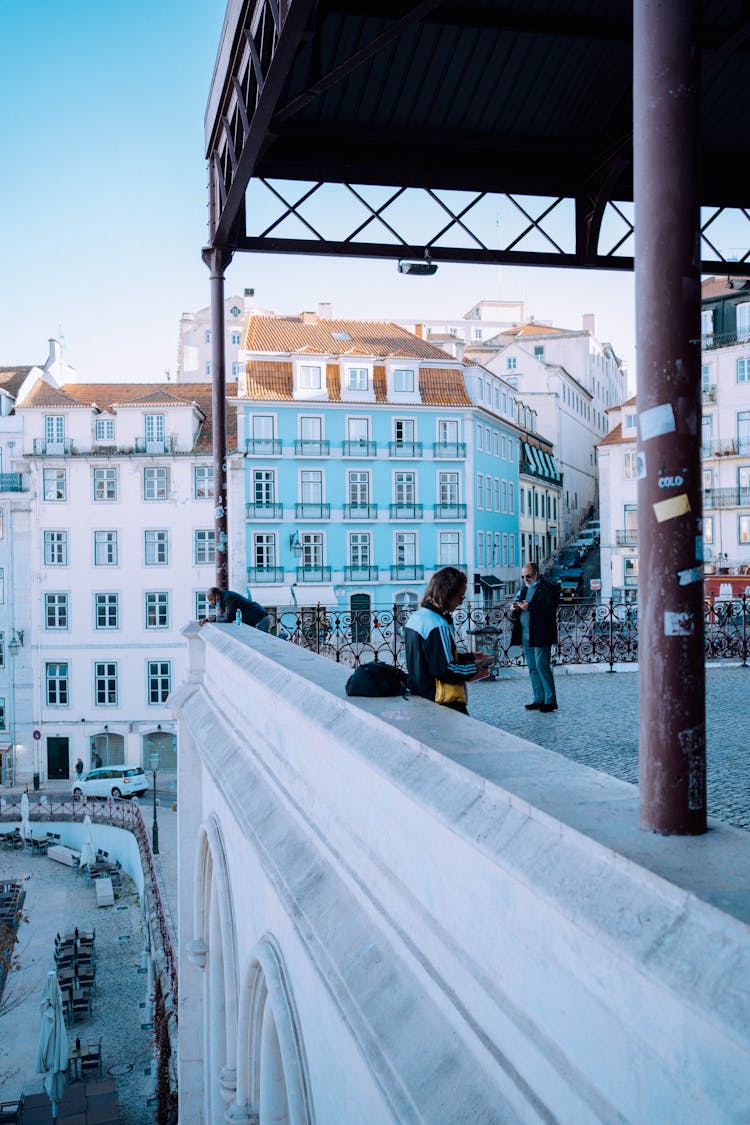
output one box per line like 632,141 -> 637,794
468,663 -> 750,830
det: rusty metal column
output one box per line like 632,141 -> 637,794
203,246 -> 232,590
634,0 -> 706,833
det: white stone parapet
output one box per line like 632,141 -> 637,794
173,623 -> 750,1125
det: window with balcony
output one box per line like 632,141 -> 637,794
347,417 -> 369,444
146,592 -> 169,629
296,415 -> 327,455
702,414 -> 713,454
93,467 -> 117,501
145,414 -> 165,451
737,302 -> 750,343
45,415 -> 65,452
194,529 -> 215,565
147,660 -> 171,704
44,530 -> 68,565
349,533 -> 371,568
440,470 -> 458,506
300,533 -> 324,569
623,558 -> 639,586
347,471 -> 370,507
701,308 -> 714,345
43,468 -> 67,501
253,534 -> 277,570
252,470 -> 277,512
394,472 -> 415,505
95,593 -> 118,629
702,364 -> 712,392
94,661 -> 118,706
144,466 -> 169,500
94,530 -> 118,566
45,592 -> 68,629
194,464 -> 214,499
46,662 -> 69,706
248,415 -> 279,455
739,411 -> 750,455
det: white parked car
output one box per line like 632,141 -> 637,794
72,766 -> 149,800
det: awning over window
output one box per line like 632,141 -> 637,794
292,585 -> 338,605
480,575 -> 504,589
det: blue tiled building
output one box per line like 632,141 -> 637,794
234,313 -> 523,612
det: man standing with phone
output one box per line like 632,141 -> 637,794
510,561 -> 560,712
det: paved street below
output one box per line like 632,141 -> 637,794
469,663 -> 750,830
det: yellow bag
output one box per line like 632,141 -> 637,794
434,679 -> 467,705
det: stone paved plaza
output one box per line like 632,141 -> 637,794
469,662 -> 750,830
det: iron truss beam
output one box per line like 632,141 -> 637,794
235,177 -> 750,277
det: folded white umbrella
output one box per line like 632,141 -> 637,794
36,971 -> 69,1118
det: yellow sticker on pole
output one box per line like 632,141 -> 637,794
653,494 -> 691,522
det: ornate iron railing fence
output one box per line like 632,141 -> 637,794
271,596 -> 750,672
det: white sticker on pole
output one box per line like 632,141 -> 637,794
653,494 -> 691,522
640,403 -> 676,441
636,452 -> 647,479
664,611 -> 695,636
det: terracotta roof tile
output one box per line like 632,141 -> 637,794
18,381 -> 237,453
373,365 -> 387,403
598,422 -> 634,446
326,364 -> 341,401
16,381 -> 85,409
419,368 -> 472,405
496,322 -> 570,338
245,361 -> 293,400
245,315 -> 451,360
0,366 -> 33,398
702,276 -> 750,300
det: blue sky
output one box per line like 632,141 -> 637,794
0,1 -> 639,383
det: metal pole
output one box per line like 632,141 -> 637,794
203,246 -> 232,590
634,0 -> 706,834
152,767 -> 159,856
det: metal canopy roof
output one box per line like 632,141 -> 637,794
205,0 -> 750,274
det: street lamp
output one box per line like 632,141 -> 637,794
149,750 -> 160,855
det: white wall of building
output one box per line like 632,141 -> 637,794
174,624 -> 750,1125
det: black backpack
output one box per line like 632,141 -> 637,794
345,660 -> 409,698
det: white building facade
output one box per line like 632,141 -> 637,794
8,375 -> 225,786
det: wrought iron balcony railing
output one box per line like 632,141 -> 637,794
32,439 -> 73,455
342,440 -> 377,457
388,441 -> 423,457
433,503 -> 467,519
432,441 -> 466,458
247,566 -> 285,583
344,565 -> 379,581
296,566 -> 332,582
702,437 -> 750,458
294,440 -> 330,456
389,503 -> 424,519
703,488 -> 750,509
295,503 -> 331,519
390,564 -> 424,580
0,473 -> 25,491
615,529 -> 639,546
246,502 -> 283,519
343,503 -> 378,520
702,384 -> 717,403
245,438 -> 282,456
701,330 -> 750,350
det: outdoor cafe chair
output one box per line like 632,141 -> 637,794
0,1096 -> 22,1125
71,988 -> 93,1023
80,1037 -> 102,1078
77,965 -> 96,994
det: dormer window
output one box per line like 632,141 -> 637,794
348,368 -> 369,391
625,412 -> 637,430
299,365 -> 322,390
393,368 -> 415,393
145,414 -> 165,452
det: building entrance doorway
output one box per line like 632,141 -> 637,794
89,731 -> 125,767
47,737 -> 69,780
143,729 -> 177,770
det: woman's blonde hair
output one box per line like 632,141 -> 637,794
420,566 -> 467,612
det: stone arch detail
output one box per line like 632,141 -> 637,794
193,816 -> 241,1097
234,935 -> 315,1125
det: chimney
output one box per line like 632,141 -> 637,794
243,288 -> 255,312
583,313 -> 596,334
300,311 -> 317,324
414,323 -> 424,339
45,338 -> 62,369
318,302 -> 332,320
